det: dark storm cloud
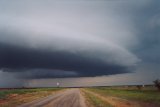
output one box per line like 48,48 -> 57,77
1,0 -> 160,87
0,42 -> 129,78
2,0 -> 157,81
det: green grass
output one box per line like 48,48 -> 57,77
0,88 -> 62,99
86,87 -> 160,104
84,90 -> 113,107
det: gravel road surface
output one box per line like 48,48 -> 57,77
18,89 -> 86,107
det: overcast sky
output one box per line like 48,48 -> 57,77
0,0 -> 160,87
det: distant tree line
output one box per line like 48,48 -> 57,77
135,79 -> 160,91
154,79 -> 160,91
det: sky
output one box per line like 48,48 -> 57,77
0,0 -> 160,87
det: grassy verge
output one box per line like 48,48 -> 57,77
0,88 -> 62,99
86,87 -> 160,104
83,90 -> 113,107
0,88 -> 64,107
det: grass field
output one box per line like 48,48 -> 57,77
83,89 -> 113,107
0,88 -> 63,107
84,86 -> 160,107
1,87 -> 160,107
0,88 -> 61,99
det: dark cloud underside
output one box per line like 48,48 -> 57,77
0,0 -> 159,84
0,42 -> 129,78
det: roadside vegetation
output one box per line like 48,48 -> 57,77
0,88 -> 61,99
86,86 -> 160,105
82,89 -> 113,107
0,88 -> 64,107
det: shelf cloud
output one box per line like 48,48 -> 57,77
0,0 -> 160,87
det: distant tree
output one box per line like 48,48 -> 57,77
153,79 -> 160,91
136,85 -> 142,90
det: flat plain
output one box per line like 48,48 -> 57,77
0,86 -> 160,107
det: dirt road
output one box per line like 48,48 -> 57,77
18,89 -> 86,107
